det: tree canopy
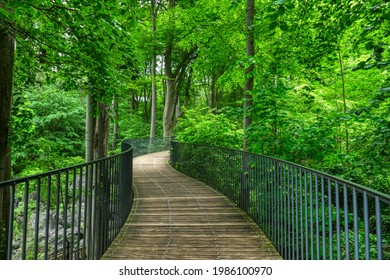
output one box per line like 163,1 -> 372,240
0,0 -> 389,191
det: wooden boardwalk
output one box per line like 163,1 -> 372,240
102,151 -> 282,260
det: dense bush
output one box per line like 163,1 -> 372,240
174,107 -> 243,149
11,85 -> 85,176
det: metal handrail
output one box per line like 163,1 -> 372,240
0,137 -> 170,260
170,141 -> 390,260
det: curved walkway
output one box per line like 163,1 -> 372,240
102,151 -> 282,260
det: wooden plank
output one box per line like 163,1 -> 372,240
102,151 -> 282,260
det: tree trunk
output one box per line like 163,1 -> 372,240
0,28 -> 15,260
211,74 -> 218,113
143,86 -> 149,122
163,78 -> 176,138
86,96 -> 109,259
204,77 -> 210,108
241,0 -> 255,213
162,0 -> 196,137
243,0 -> 255,151
163,1 -> 176,138
150,0 -> 157,140
173,65 -> 186,119
112,94 -> 119,150
86,94 -> 97,162
94,102 -> 110,159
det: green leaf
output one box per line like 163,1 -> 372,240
278,6 -> 286,16
269,21 -> 278,30
279,22 -> 288,31
365,41 -> 374,50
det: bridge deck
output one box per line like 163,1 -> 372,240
102,151 -> 282,260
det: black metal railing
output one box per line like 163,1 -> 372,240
0,138 -> 169,260
170,141 -> 390,260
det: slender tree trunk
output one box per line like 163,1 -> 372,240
94,102 -> 110,159
0,28 -> 14,260
150,0 -> 157,140
273,74 -> 278,155
143,86 -> 149,122
211,74 -> 218,113
241,0 -> 255,213
163,77 -> 176,138
86,96 -> 109,259
163,1 -> 176,138
86,94 -> 97,162
204,77 -> 210,108
338,46 -> 349,154
112,94 -> 119,150
85,93 -> 96,259
173,66 -> 186,119
243,0 -> 255,151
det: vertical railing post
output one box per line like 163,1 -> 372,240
120,142 -> 131,223
240,151 -> 250,213
6,184 -> 15,260
170,141 -> 177,169
0,185 -> 10,260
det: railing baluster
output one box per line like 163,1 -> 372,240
343,184 -> 350,260
63,170 -> 69,259
21,180 -> 29,260
277,161 -> 281,252
272,160 -> 276,246
283,162 -> 287,259
335,182 -> 341,260
76,166 -> 83,260
309,172 -> 314,260
83,164 -> 89,260
260,158 -> 267,231
44,175 -> 51,259
7,183 -> 15,260
315,174 -> 319,260
353,188 -> 359,259
93,162 -> 99,259
328,180 -> 333,260
70,168 -> 77,259
375,197 -> 382,260
321,176 -> 326,260
363,191 -> 370,260
34,178 -> 41,260
54,173 -> 61,260
299,169 -> 304,260
291,166 -> 295,259
304,170 -> 309,260
295,167 -> 299,260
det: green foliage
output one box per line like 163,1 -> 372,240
117,114 -> 162,141
11,85 -> 85,176
174,107 -> 243,149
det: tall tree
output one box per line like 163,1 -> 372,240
162,0 -> 197,137
0,4 -> 14,259
243,0 -> 254,151
150,0 -> 158,140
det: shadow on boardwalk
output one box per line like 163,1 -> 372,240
102,151 -> 282,260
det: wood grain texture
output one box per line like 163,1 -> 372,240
102,151 -> 282,260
